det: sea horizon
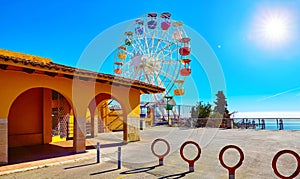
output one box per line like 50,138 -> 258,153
233,111 -> 300,130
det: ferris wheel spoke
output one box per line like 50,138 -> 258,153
157,70 -> 177,85
142,24 -> 152,55
136,37 -> 149,55
153,31 -> 170,55
131,40 -> 146,55
150,24 -> 161,55
150,33 -> 156,55
155,42 -> 177,57
156,60 -> 180,66
141,68 -> 154,84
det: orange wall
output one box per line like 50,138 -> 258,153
1,68 -> 143,148
8,88 -> 43,147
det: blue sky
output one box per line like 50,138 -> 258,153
1,0 -> 300,113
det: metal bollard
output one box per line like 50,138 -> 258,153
118,146 -> 122,169
180,141 -> 201,173
272,149 -> 300,179
97,142 -> 100,163
151,138 -> 170,166
219,145 -> 244,179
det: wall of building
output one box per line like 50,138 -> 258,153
0,67 -> 146,163
8,88 -> 43,147
8,88 -> 53,147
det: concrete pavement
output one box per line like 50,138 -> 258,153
0,126 -> 299,178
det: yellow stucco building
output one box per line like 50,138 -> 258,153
0,49 -> 164,164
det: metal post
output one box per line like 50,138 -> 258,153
178,105 -> 181,119
229,174 -> 235,179
118,147 -> 121,169
97,142 -> 100,163
189,165 -> 194,172
168,110 -> 170,125
159,157 -> 164,166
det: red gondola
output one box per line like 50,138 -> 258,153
179,37 -> 191,56
180,68 -> 191,76
179,47 -> 191,56
180,58 -> 191,76
114,62 -> 123,74
114,68 -> 122,74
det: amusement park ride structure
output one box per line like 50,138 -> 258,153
113,12 -> 192,122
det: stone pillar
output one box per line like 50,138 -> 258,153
149,108 -> 154,126
93,111 -> 98,137
90,112 -> 98,137
90,110 -> 95,138
0,118 -> 8,164
73,117 -> 86,153
124,116 -> 140,142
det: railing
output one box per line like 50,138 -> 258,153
232,118 -> 300,130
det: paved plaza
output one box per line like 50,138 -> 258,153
0,126 -> 299,178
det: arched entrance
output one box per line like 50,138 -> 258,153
7,87 -> 75,163
88,93 -> 125,139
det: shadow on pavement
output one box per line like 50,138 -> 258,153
8,144 -> 75,165
120,165 -> 160,174
90,168 -> 119,175
158,171 -> 191,179
100,142 -> 127,148
7,140 -> 126,165
64,162 -> 98,170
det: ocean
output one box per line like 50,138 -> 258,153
263,119 -> 300,130
234,119 -> 300,130
233,112 -> 300,130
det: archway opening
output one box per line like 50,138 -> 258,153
87,93 -> 125,139
51,90 -> 74,142
8,88 -> 75,164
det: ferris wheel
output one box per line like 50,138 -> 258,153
113,12 -> 192,110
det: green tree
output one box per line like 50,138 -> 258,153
191,102 -> 211,127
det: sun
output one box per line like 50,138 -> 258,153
260,14 -> 289,43
262,16 -> 287,42
253,7 -> 295,48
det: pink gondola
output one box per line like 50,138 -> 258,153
160,12 -> 171,30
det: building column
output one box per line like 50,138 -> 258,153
90,115 -> 95,138
43,88 -> 52,144
124,116 -> 140,142
73,117 -> 86,153
0,118 -> 8,164
90,107 -> 99,138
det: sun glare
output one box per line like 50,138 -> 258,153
253,7 -> 295,49
260,14 -> 289,43
262,16 -> 287,42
